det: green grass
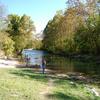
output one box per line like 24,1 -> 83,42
0,68 -> 47,100
0,68 -> 99,100
51,79 -> 99,100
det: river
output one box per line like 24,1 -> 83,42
22,49 -> 100,77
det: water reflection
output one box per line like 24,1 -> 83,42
22,49 -> 45,66
22,50 -> 100,76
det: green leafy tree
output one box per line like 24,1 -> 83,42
43,0 -> 100,55
0,31 -> 14,57
74,15 -> 100,54
0,4 -> 14,57
7,14 -> 36,54
43,11 -> 63,53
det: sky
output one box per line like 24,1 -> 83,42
0,0 -> 66,33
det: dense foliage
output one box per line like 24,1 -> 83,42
0,31 -> 14,57
43,0 -> 100,55
7,14 -> 36,54
0,5 -> 41,57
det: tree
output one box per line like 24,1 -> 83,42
0,31 -> 14,57
74,14 -> 100,54
43,0 -> 100,55
0,3 -> 15,58
7,14 -> 20,37
7,14 -> 36,54
43,11 -> 63,53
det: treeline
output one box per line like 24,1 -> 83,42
0,6 -> 41,58
43,0 -> 100,55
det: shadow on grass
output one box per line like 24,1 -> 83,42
46,92 -> 78,100
9,68 -> 85,84
10,69 -> 48,82
9,68 -> 100,87
10,68 -> 79,85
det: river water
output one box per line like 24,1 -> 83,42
22,50 -> 100,76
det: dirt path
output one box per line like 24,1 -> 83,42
0,59 -> 21,68
39,76 -> 55,100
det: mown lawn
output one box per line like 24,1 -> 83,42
0,68 -> 99,100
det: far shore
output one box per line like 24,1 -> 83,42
0,58 -> 100,86
43,50 -> 100,63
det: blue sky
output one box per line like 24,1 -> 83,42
1,0 -> 66,33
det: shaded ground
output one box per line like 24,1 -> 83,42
0,68 -> 100,100
0,58 -> 100,99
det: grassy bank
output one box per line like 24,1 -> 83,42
0,68 -> 99,100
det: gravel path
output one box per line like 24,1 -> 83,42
39,77 -> 55,100
0,59 -> 20,68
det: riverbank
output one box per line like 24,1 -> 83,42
0,58 -> 26,68
45,51 -> 100,63
0,58 -> 99,85
0,68 -> 99,100
0,54 -> 100,94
